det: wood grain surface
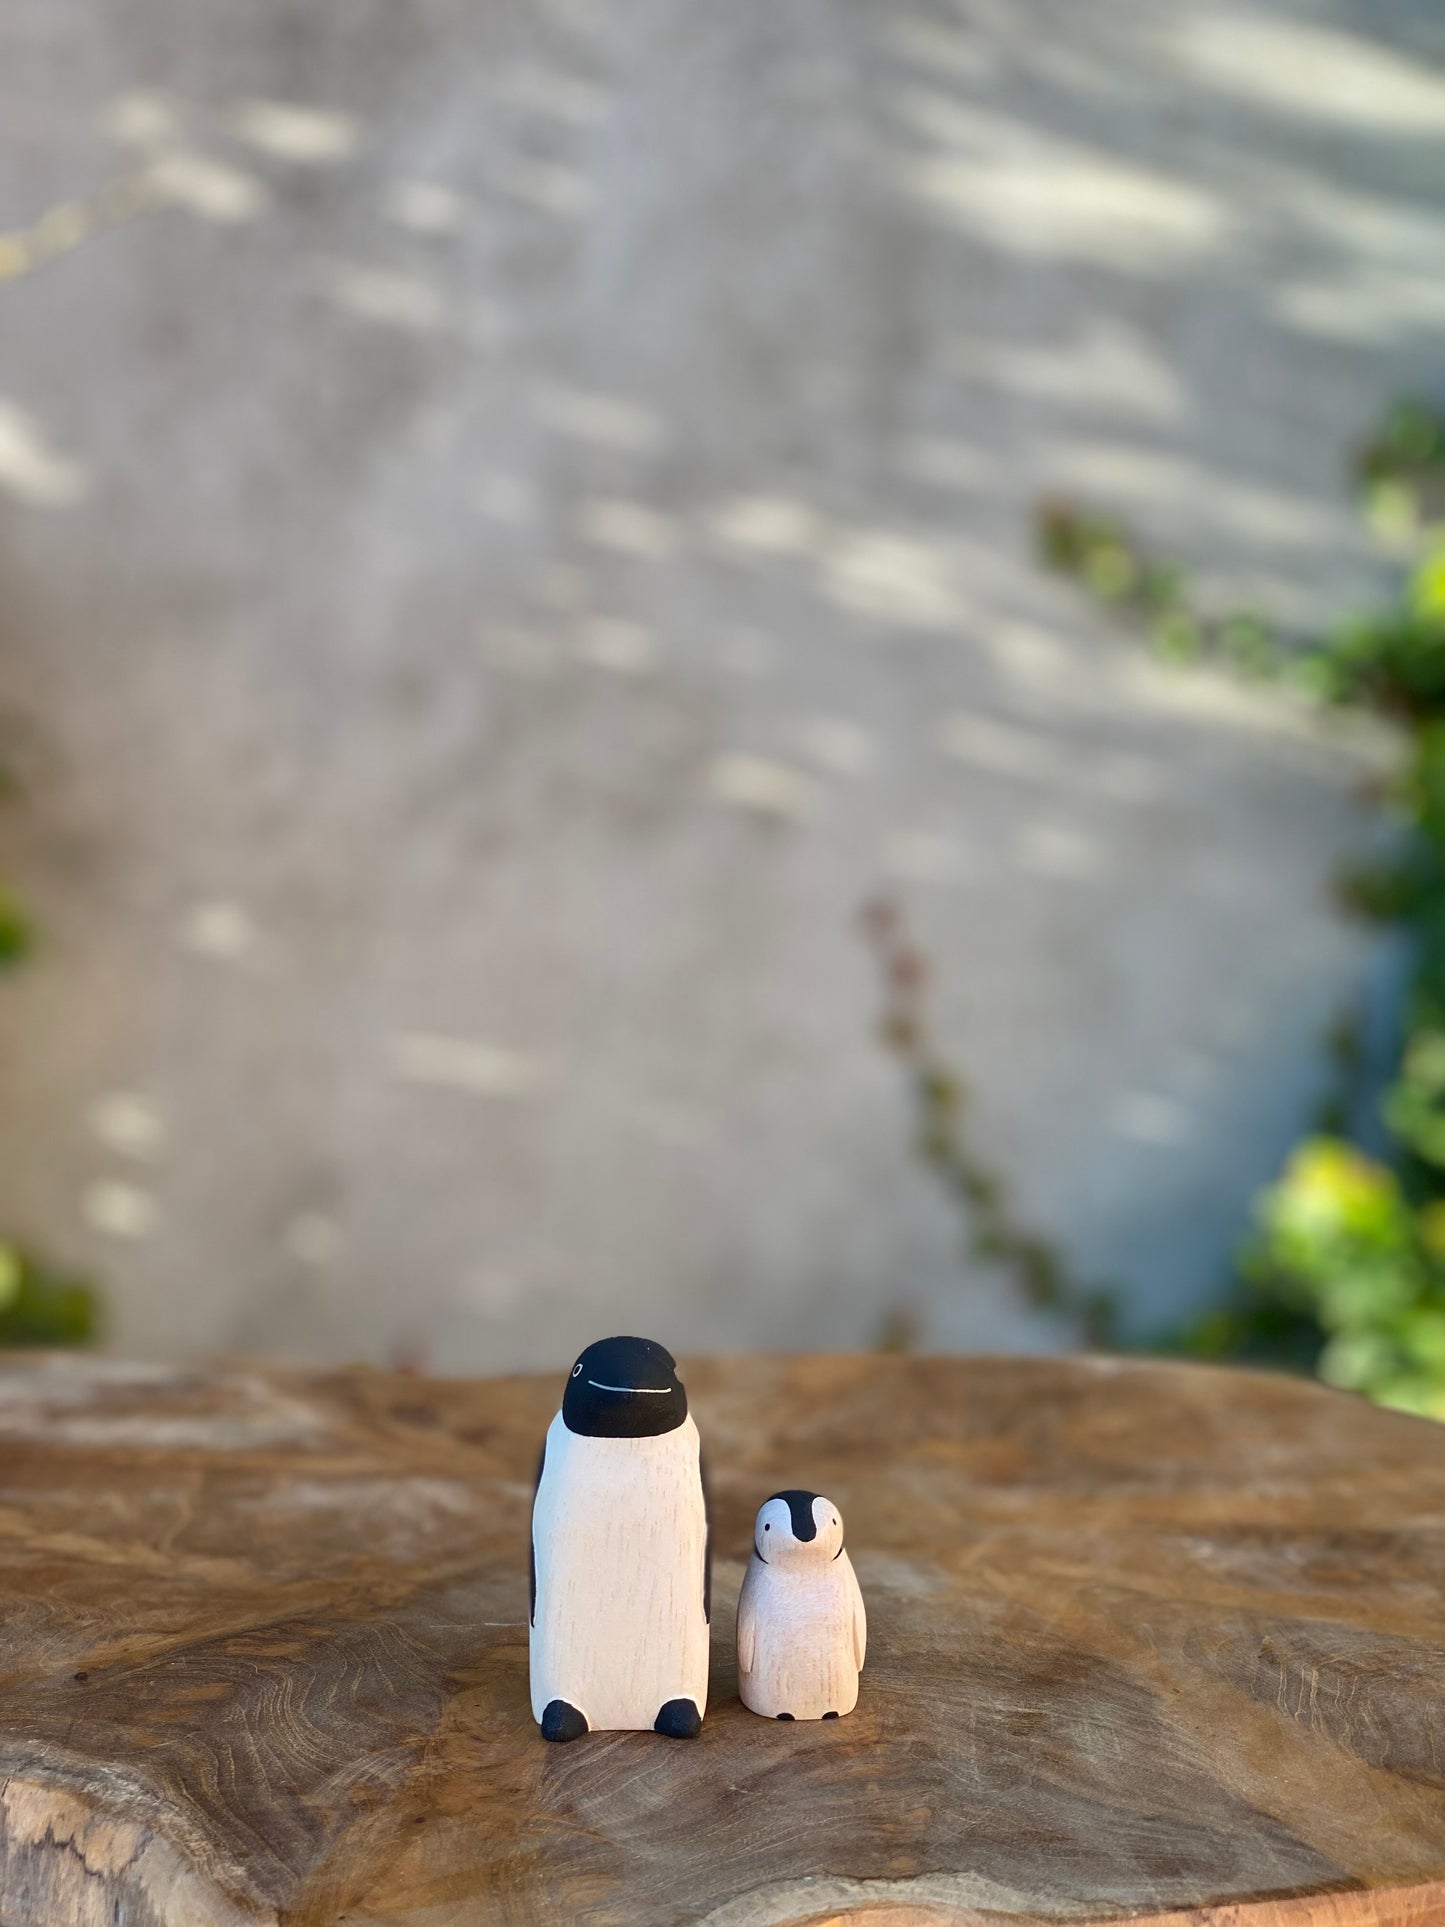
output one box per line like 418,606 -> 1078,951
0,1353 -> 1443,1927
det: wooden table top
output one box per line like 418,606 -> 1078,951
0,1353 -> 1442,1927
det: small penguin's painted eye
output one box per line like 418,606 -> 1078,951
571,1363 -> 582,1377
764,1523 -> 770,1531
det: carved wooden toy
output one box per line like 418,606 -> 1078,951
530,1335 -> 710,1740
736,1490 -> 866,1722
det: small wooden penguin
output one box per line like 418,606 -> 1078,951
736,1490 -> 866,1721
530,1335 -> 710,1740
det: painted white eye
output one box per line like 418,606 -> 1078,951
571,1363 -> 582,1377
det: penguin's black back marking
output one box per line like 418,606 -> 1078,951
770,1490 -> 820,1542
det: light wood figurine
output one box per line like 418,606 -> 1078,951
530,1335 -> 710,1740
737,1490 -> 866,1721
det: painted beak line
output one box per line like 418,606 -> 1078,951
587,1380 -> 671,1393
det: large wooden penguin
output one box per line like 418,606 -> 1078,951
530,1335 -> 710,1740
736,1491 -> 866,1721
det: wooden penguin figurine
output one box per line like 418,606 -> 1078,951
736,1491 -> 865,1721
530,1335 -> 710,1740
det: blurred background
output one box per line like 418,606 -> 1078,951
2,0 -> 1444,1400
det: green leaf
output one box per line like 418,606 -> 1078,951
0,1246 -> 21,1314
0,886 -> 33,968
0,1249 -> 98,1348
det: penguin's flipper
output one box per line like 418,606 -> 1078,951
845,1553 -> 867,1671
529,1435 -> 546,1628
736,1561 -> 758,1676
700,1448 -> 713,1625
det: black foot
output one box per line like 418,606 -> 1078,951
823,1710 -> 839,1719
776,1712 -> 794,1721
540,1699 -> 588,1743
654,1697 -> 702,1739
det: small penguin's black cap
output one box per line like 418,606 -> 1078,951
769,1490 -> 820,1541
562,1336 -> 687,1438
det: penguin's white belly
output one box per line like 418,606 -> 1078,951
738,1558 -> 861,1720
530,1412 -> 708,1730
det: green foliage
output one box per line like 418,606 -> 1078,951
0,1244 -> 97,1347
1036,489 -> 1445,718
0,775 -> 98,1343
863,897 -> 1119,1348
0,883 -> 34,967
1356,400 -> 1445,548
1236,1140 -> 1445,1420
1317,546 -> 1445,718
1036,498 -> 1283,677
1042,397 -> 1445,1415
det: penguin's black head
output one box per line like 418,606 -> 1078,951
754,1490 -> 845,1564
769,1490 -> 821,1542
561,1336 -> 688,1438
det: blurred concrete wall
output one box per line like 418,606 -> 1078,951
0,0 -> 1440,1368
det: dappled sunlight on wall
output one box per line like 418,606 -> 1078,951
0,0 -> 1434,1367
